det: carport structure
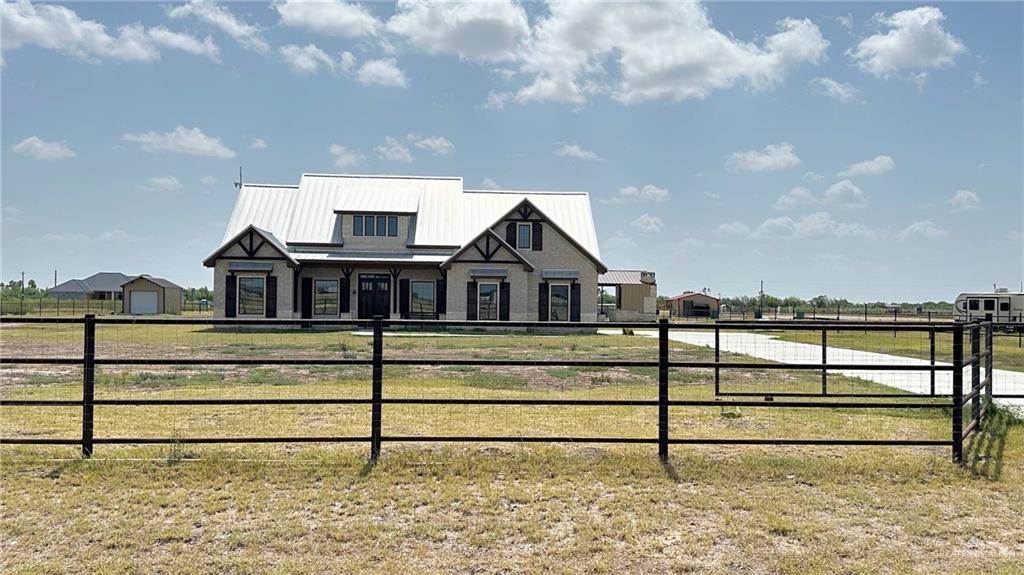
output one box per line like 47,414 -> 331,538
598,269 -> 657,321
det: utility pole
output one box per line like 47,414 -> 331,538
759,280 -> 764,317
54,269 -> 57,289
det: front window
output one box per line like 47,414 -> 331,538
517,223 -> 531,249
387,216 -> 398,237
237,277 -> 265,316
968,299 -> 979,311
353,215 -> 363,236
550,284 -> 570,322
314,279 -> 339,316
478,282 -> 499,321
410,281 -> 435,317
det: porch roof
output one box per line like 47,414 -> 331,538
294,251 -> 448,264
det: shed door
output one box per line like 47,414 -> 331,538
130,291 -> 159,315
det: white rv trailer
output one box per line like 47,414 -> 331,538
954,288 -> 1024,323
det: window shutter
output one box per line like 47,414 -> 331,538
532,222 -> 543,251
570,283 -> 581,322
505,222 -> 516,245
339,277 -> 350,313
399,279 -> 410,319
265,275 -> 277,318
466,281 -> 478,320
435,279 -> 447,314
300,277 -> 313,319
499,281 -> 510,321
224,275 -> 237,318
538,282 -> 549,322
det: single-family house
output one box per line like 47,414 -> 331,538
203,174 -> 610,322
48,272 -> 132,301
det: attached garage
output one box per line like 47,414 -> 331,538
121,275 -> 183,315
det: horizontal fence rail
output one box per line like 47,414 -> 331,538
0,315 -> 998,463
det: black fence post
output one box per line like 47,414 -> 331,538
370,315 -> 383,461
713,325 -> 720,397
658,318 -> 669,462
929,327 -> 936,396
82,314 -> 96,458
821,328 -> 828,395
971,323 -> 981,431
952,325 -> 964,464
985,323 -> 994,416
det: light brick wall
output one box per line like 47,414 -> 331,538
339,214 -> 412,250
213,259 -> 295,318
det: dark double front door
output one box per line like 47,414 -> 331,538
358,274 -> 391,319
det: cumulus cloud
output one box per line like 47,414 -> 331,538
413,136 -> 454,157
275,0 -> 380,38
516,4 -> 828,106
12,136 -> 76,160
280,43 -> 337,75
139,176 -> 183,192
249,138 -> 268,150
2,2 -> 220,62
848,7 -> 966,80
946,189 -> 980,212
603,184 -> 670,204
719,212 -> 883,240
356,58 -> 408,87
631,213 -> 664,233
2,206 -> 25,224
375,137 -> 414,163
838,155 -> 895,177
898,220 -> 948,240
121,126 -> 236,159
822,180 -> 868,209
387,0 -> 529,63
774,186 -> 816,211
329,144 -> 366,168
480,177 -> 501,190
168,0 -> 269,54
482,90 -> 513,110
554,143 -> 602,161
810,77 -> 861,102
726,143 -> 800,172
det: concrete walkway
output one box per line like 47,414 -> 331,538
601,329 -> 1024,409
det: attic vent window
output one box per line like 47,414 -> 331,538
353,214 -> 398,237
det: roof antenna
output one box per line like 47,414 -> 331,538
234,166 -> 243,190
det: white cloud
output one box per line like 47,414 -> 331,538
249,138 -> 267,150
515,4 -> 828,106
412,136 -> 454,157
848,7 -> 966,79
482,90 -> 512,110
823,180 -> 868,209
720,212 -> 883,240
121,126 -> 236,159
12,136 -> 76,160
200,176 -> 218,186
554,143 -> 602,161
339,51 -> 357,73
802,171 -> 826,183
631,213 -> 664,233
810,77 -> 861,103
275,0 -> 380,38
387,0 -> 529,63
480,177 -> 501,190
946,189 -> 980,212
139,176 -> 183,192
838,155 -> 895,177
604,232 -> 637,250
2,206 -> 25,224
168,0 -> 269,54
702,191 -> 720,200
329,144 -> 366,168
899,220 -> 948,240
280,43 -> 336,75
375,137 -> 414,163
774,186 -> 816,211
972,71 -> 988,89
726,143 -> 800,172
604,184 -> 669,204
715,222 -> 752,238
2,2 -> 219,63
356,58 -> 408,87
42,229 -> 146,244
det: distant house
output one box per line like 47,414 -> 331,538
48,272 -> 131,301
598,270 -> 657,321
122,275 -> 184,315
203,173 -> 609,322
668,291 -> 720,318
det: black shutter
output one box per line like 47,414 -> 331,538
224,275 -> 237,318
292,268 -> 300,312
532,222 -> 543,251
435,279 -> 447,315
499,281 -> 510,321
505,222 -> 516,245
339,277 -> 350,313
466,281 -> 478,320
265,276 -> 277,318
301,277 -> 313,319
570,283 -> 581,322
399,279 -> 410,318
538,282 -> 549,321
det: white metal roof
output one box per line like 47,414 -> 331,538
599,270 -> 656,285
221,174 -> 602,264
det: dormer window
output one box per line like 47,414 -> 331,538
353,214 -> 399,237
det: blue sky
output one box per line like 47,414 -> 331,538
2,1 -> 1021,301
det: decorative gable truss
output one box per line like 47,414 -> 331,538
441,228 -> 534,270
202,225 -> 298,268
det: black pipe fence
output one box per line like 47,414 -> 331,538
0,316 -> 1002,463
